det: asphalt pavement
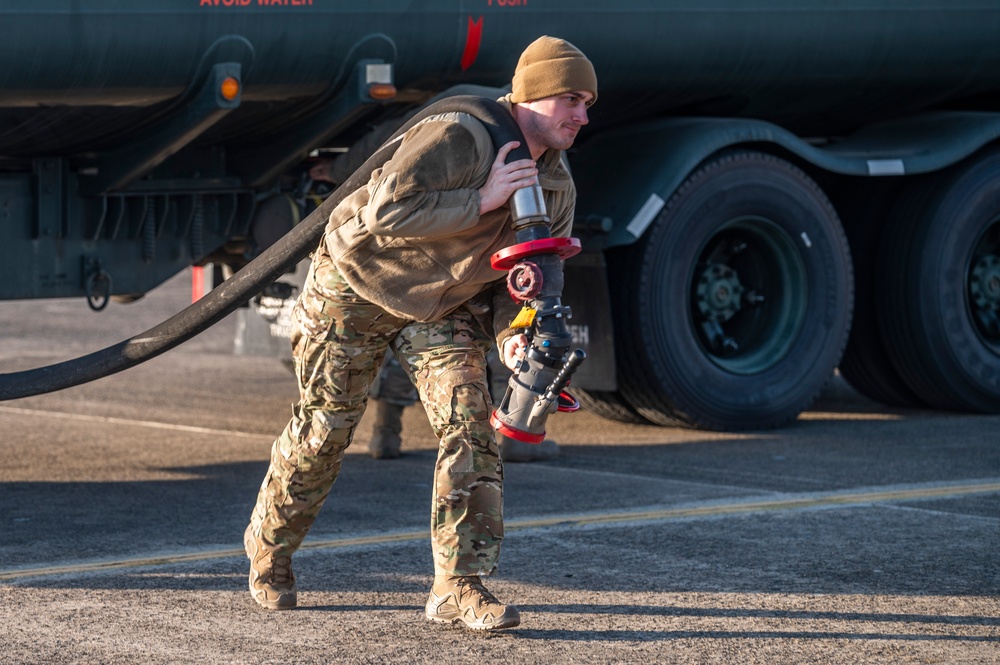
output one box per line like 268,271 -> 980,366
0,269 -> 997,664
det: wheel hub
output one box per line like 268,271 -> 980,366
696,263 -> 744,322
971,254 -> 1000,310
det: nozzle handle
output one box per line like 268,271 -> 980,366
543,348 -> 586,401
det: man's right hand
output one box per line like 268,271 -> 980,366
501,333 -> 529,371
478,141 -> 538,215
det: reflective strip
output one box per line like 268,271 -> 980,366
867,159 -> 905,176
626,193 -> 666,238
364,63 -> 393,85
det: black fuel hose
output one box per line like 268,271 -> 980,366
0,96 -> 530,401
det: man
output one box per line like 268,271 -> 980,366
244,35 -> 597,630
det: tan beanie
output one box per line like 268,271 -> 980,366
510,36 -> 597,104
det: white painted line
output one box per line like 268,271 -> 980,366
0,405 -> 268,440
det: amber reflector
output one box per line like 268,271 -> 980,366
368,83 -> 397,100
220,77 -> 240,101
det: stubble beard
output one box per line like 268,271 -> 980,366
522,112 -> 578,153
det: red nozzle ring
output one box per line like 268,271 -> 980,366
490,411 -> 545,444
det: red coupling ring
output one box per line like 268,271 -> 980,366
507,261 -> 543,302
557,390 -> 580,413
491,237 -> 582,270
490,411 -> 545,444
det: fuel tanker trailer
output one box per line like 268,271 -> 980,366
3,1 -> 1000,432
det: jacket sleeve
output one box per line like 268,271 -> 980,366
362,119 -> 484,238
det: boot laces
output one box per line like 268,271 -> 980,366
457,576 -> 500,607
268,555 -> 293,585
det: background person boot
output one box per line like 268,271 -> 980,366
498,433 -> 560,462
368,398 -> 405,459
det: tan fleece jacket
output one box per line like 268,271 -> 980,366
318,98 -> 577,344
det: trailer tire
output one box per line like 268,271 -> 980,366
616,151 -> 853,430
835,180 -> 924,407
876,148 -> 1000,412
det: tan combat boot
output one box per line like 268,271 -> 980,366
368,400 -> 405,459
424,575 -> 520,630
498,433 -> 560,462
243,524 -> 297,610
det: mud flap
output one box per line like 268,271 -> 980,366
562,251 -> 616,391
233,258 -> 309,362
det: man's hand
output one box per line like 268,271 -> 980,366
479,141 -> 538,215
309,159 -> 335,184
502,333 -> 529,370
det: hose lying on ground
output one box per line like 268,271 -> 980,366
0,96 -> 530,401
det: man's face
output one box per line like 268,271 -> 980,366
517,90 -> 594,153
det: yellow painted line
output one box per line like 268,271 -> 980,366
2,481 -> 998,582
0,531 -> 426,582
799,411 -> 904,421
510,482 -> 1000,528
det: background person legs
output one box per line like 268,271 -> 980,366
367,352 -> 419,459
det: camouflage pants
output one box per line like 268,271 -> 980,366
249,267 -> 503,577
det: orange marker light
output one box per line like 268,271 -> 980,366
220,77 -> 240,101
367,83 -> 397,100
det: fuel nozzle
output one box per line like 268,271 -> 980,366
489,182 -> 586,444
491,346 -> 585,443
